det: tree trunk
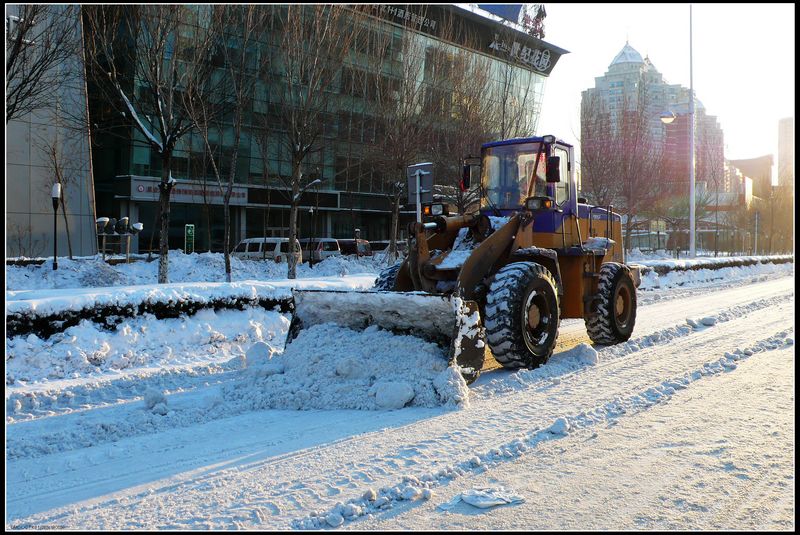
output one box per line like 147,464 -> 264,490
388,192 -> 401,262
624,214 -> 634,253
204,202 -> 212,252
287,160 -> 301,279
58,184 -> 74,259
223,203 -> 232,282
158,152 -> 172,284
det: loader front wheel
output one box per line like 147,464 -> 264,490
485,262 -> 560,369
585,262 -> 637,345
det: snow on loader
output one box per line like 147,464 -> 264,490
289,135 -> 641,384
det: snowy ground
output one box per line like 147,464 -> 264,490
4,254 -> 795,530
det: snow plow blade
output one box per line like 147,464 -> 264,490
288,290 -> 486,384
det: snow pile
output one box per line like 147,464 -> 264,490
225,323 -> 470,411
6,280 -> 290,318
639,261 -> 793,290
5,251 -> 389,291
5,307 -> 289,385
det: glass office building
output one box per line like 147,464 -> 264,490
88,5 -> 567,252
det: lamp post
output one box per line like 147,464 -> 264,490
51,183 -> 61,270
658,4 -> 696,258
688,4 -> 696,257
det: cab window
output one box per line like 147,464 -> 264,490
554,147 -> 570,206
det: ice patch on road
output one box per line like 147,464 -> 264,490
225,323 -> 470,411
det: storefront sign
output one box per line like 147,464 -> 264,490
126,176 -> 248,206
374,5 -> 437,30
489,33 -> 552,73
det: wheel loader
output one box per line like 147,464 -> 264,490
290,135 -> 641,384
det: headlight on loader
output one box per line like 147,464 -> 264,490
525,196 -> 554,211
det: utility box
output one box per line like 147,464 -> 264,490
185,224 -> 195,254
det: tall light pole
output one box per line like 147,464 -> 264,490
51,183 -> 61,270
688,3 -> 696,257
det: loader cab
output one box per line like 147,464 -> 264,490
478,136 -> 576,216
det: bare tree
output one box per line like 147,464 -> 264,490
427,34 -> 495,215
186,5 -> 269,281
8,222 -> 47,258
40,136 -> 77,259
359,7 -> 455,260
695,119 -> 725,256
272,5 -> 362,278
6,5 -> 81,123
580,73 -> 665,249
83,5 -> 218,283
579,93 -> 620,207
491,53 -> 538,140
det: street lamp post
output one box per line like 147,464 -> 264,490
51,183 -> 61,270
688,3 -> 696,257
659,4 -> 696,258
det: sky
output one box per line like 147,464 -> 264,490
535,3 -> 795,163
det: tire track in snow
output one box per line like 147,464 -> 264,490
295,329 -> 794,529
6,276 -> 793,528
18,295 -> 789,530
474,291 -> 793,398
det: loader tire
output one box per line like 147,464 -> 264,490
373,262 -> 401,291
585,262 -> 637,345
484,262 -> 560,369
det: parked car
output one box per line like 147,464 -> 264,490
338,238 -> 372,257
299,238 -> 341,263
232,237 -> 302,264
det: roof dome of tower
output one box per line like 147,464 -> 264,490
610,42 -> 644,67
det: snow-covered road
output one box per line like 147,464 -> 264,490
5,269 -> 795,530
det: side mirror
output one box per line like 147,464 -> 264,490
546,156 -> 561,183
577,197 -> 588,204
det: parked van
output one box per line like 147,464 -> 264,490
299,238 -> 341,263
233,237 -> 302,264
338,239 -> 372,257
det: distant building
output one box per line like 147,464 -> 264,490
778,117 -> 794,189
727,155 -> 774,200
580,42 -> 724,195
720,161 -> 753,209
662,100 -> 725,191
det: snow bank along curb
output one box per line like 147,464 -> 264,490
292,330 -> 794,530
633,254 -> 793,276
6,282 -> 293,339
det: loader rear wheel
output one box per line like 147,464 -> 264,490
485,262 -> 560,369
585,262 -> 637,345
373,262 -> 401,291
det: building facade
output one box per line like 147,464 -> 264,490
580,42 -> 724,198
6,5 -> 97,258
86,4 -> 567,253
777,117 -> 793,189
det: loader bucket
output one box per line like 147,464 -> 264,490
289,289 -> 486,384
